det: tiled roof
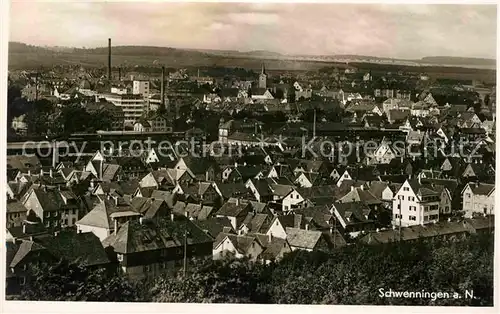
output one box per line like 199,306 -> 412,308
103,217 -> 213,254
216,201 -> 249,217
9,240 -> 46,268
34,231 -> 110,267
76,199 -> 135,229
193,217 -> 234,239
469,182 -> 495,196
285,227 -> 323,250
6,200 -> 28,214
130,197 -> 165,218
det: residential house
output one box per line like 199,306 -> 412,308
373,138 -> 400,164
212,233 -> 266,262
392,179 -> 440,227
461,182 -> 495,218
102,216 -> 213,280
215,199 -> 251,230
330,201 -> 377,234
174,156 -> 217,182
76,199 -> 140,242
22,187 -> 80,229
6,200 -> 28,228
285,227 -> 330,252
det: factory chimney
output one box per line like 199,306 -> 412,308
161,66 -> 165,111
108,38 -> 112,81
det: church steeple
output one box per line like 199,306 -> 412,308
259,63 -> 267,89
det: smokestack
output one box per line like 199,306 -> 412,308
161,66 -> 165,110
108,38 -> 112,81
118,68 -> 121,81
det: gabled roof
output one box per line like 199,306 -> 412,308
241,213 -> 272,234
368,181 -> 390,199
285,227 -> 323,250
103,217 -> 213,254
29,188 -> 79,212
193,217 -> 234,239
465,182 -> 495,196
181,156 -> 216,175
332,201 -> 375,226
340,187 -> 382,206
215,182 -> 249,199
9,240 -> 46,268
34,231 -> 110,267
76,199 -> 136,229
216,200 -> 250,217
130,197 -> 166,218
7,200 -> 28,214
270,184 -> 295,198
258,236 -> 290,261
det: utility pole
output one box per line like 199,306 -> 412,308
183,220 -> 187,277
333,218 -> 337,249
313,109 -> 316,139
399,198 -> 402,242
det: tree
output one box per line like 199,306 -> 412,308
25,99 -> 55,135
21,260 -> 140,302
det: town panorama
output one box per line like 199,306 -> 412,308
5,2 -> 496,307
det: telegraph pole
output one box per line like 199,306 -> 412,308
333,218 -> 337,249
399,198 -> 402,242
183,221 -> 187,277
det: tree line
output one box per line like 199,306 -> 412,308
13,233 -> 494,306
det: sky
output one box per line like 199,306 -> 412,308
8,1 -> 498,59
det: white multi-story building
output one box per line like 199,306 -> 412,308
462,182 -> 495,218
392,179 -> 440,227
132,80 -> 150,98
101,93 -> 145,125
110,86 -> 129,95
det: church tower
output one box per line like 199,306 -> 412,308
258,63 -> 267,89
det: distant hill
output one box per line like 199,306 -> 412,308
7,42 -> 497,75
421,56 -> 496,67
8,42 -> 52,54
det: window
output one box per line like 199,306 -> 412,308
466,193 -> 471,198
117,254 -> 123,262
394,214 -> 401,219
409,206 -> 416,211
296,195 -> 299,199
409,216 -> 417,221
72,218 -> 76,225
397,204 -> 401,209
403,187 -> 409,191
45,212 -> 50,218
424,216 -> 429,221
144,265 -> 151,272
72,209 -> 76,215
